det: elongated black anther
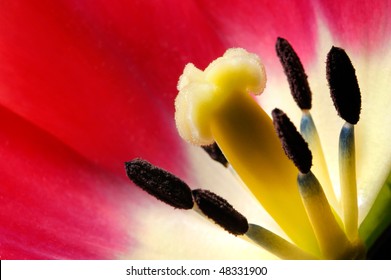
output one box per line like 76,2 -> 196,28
326,46 -> 361,124
276,37 -> 312,110
192,189 -> 248,235
125,158 -> 194,209
272,108 -> 312,174
202,142 -> 228,167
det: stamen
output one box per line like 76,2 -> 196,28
125,160 -> 250,239
326,46 -> 361,125
202,142 -> 228,167
327,47 -> 361,241
275,37 -> 311,110
272,108 -> 312,174
276,37 -> 337,207
125,158 -> 194,209
245,224 -> 317,260
271,108 -> 360,258
192,189 -> 248,235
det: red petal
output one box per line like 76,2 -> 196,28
0,106 -> 140,259
0,0 -> 226,177
196,0 -> 318,71
317,0 -> 391,52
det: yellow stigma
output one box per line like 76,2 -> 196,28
175,48 -> 319,255
175,48 -> 266,145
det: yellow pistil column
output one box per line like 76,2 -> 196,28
175,49 -> 318,254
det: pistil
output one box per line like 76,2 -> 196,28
175,48 -> 318,253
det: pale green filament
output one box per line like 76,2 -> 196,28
339,123 -> 359,241
245,224 -> 317,260
297,171 -> 353,259
300,111 -> 338,208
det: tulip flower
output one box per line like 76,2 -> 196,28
0,0 -> 390,259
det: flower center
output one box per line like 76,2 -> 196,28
125,38 -> 367,259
